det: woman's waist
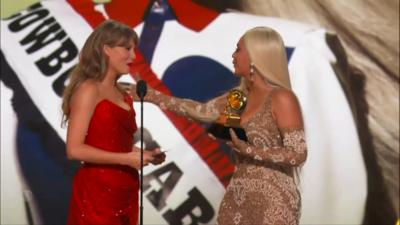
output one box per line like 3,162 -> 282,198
74,165 -> 139,200
79,163 -> 139,182
236,156 -> 289,173
230,166 -> 298,191
82,162 -> 136,173
235,162 -> 292,180
76,163 -> 139,190
84,140 -> 132,153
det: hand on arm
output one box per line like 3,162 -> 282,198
228,90 -> 307,166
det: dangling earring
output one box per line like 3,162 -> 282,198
250,62 -> 255,81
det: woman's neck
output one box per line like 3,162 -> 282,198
100,72 -> 118,89
247,74 -> 273,95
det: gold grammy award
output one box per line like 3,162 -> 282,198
223,89 -> 247,127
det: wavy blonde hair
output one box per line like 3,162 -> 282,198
61,20 -> 138,126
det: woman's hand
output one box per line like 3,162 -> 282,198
126,150 -> 142,169
149,148 -> 166,165
127,147 -> 156,169
127,147 -> 166,169
227,128 -> 248,153
215,114 -> 227,125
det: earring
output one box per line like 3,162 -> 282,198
249,62 -> 255,81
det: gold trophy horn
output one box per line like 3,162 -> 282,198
223,89 -> 247,127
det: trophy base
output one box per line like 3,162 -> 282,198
225,116 -> 241,128
207,124 -> 248,142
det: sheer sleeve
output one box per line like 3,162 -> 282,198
144,88 -> 227,123
238,127 -> 307,167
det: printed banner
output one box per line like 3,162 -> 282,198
1,1 -> 366,224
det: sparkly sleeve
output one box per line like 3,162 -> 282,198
144,88 -> 227,122
241,127 -> 307,166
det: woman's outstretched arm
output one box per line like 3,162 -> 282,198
131,84 -> 228,123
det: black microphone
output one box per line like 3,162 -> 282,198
136,79 -> 147,225
136,80 -> 147,100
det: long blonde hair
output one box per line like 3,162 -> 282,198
186,27 -> 292,122
244,27 -> 304,182
61,20 -> 138,126
240,26 -> 291,91
184,27 -> 292,121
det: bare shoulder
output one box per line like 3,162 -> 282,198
70,79 -> 100,107
270,88 -> 303,128
271,88 -> 300,109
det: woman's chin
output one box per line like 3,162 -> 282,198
233,71 -> 244,77
118,69 -> 130,75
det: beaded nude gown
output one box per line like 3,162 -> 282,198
145,87 -> 307,225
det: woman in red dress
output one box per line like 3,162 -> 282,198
61,20 -> 165,225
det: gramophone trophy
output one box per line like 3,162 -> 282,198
223,89 -> 247,127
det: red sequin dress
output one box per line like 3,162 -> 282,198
67,95 -> 139,225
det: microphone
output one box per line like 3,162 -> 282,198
136,80 -> 147,100
136,79 -> 147,225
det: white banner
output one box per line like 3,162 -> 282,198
1,1 -> 366,224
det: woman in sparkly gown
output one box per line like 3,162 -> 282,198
132,27 -> 307,225
61,20 -> 165,225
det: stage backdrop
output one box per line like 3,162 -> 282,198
1,0 -> 367,224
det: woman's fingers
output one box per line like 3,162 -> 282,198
229,128 -> 240,144
150,149 -> 166,165
226,141 -> 240,152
